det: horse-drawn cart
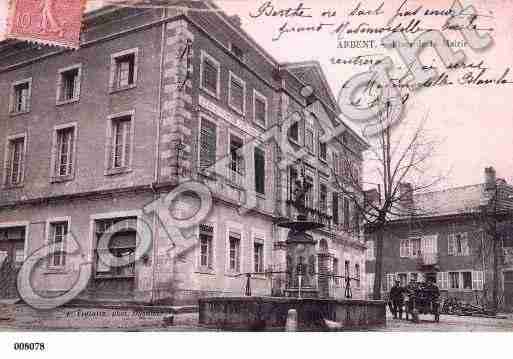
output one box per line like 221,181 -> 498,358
405,283 -> 440,323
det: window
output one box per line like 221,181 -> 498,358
410,238 -> 421,257
4,135 -> 26,187
332,193 -> 339,225
448,233 -> 469,256
230,43 -> 244,61
333,257 -> 339,285
343,197 -> 350,230
52,125 -> 76,179
95,217 -> 137,278
449,272 -> 459,289
305,129 -> 314,153
400,239 -> 410,258
199,118 -> 217,171
199,224 -> 214,269
398,273 -> 407,287
462,271 -> 472,289
48,221 -> 67,268
473,271 -> 484,290
305,175 -> 314,209
254,147 -> 266,195
253,91 -> 267,128
355,263 -> 360,288
110,49 -> 138,91
107,115 -> 132,172
200,52 -> 220,97
229,72 -> 245,114
319,141 -> 327,161
344,260 -> 350,287
229,135 -> 244,185
254,240 -> 264,273
57,65 -> 81,103
0,226 -> 26,266
10,79 -> 31,114
289,121 -> 299,143
319,183 -> 327,213
228,231 -> 241,273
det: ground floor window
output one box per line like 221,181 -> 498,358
254,240 -> 264,273
462,271 -> 472,289
199,224 -> 214,269
449,272 -> 460,289
94,217 -> 137,278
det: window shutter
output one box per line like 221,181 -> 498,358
332,193 -> 339,225
107,126 -> 114,170
200,119 -> 217,170
5,143 -> 13,185
442,272 -> 449,289
124,120 -> 131,168
254,147 -> 265,194
448,234 -> 454,256
400,240 -> 405,257
68,130 -> 75,174
463,232 -> 470,255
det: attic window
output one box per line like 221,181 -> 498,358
230,43 -> 244,61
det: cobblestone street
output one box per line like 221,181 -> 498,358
379,312 -> 513,332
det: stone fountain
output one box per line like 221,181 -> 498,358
198,170 -> 386,330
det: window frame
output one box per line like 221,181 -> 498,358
252,89 -> 268,129
3,133 -> 27,188
50,123 -> 77,183
228,71 -> 246,116
252,229 -> 266,277
56,64 -> 82,105
197,115 -> 219,174
0,221 -> 29,266
254,146 -> 266,196
109,48 -> 139,93
200,51 -> 221,99
225,222 -> 243,275
45,217 -> 71,271
9,78 -> 32,115
228,131 -> 245,187
197,222 -> 216,273
105,110 -> 135,176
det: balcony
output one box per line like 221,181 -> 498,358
285,200 -> 332,229
417,252 -> 439,267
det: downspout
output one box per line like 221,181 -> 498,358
150,8 -> 167,304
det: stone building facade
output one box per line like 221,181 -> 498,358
365,167 -> 513,310
0,2 -> 367,305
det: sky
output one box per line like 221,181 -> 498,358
0,0 -> 512,189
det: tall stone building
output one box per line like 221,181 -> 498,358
365,167 -> 513,310
0,2 -> 367,305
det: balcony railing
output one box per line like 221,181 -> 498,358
285,200 -> 332,229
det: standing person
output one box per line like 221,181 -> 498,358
405,278 -> 418,320
389,280 -> 405,319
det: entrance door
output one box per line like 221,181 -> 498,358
503,271 -> 513,309
0,226 -> 26,298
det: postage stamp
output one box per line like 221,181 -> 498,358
6,0 -> 86,48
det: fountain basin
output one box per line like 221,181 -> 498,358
198,296 -> 386,331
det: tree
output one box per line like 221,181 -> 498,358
329,101 -> 445,300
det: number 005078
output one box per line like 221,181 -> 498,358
13,342 -> 46,351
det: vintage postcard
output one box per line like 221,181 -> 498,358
0,0 -> 512,356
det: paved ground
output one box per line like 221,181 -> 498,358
379,312 -> 513,332
2,302 -> 513,331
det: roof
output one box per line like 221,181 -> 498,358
412,183 -> 486,217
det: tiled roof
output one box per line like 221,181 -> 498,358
412,183 -> 486,217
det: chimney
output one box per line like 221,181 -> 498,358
399,182 -> 413,213
485,166 -> 496,191
228,15 -> 242,27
